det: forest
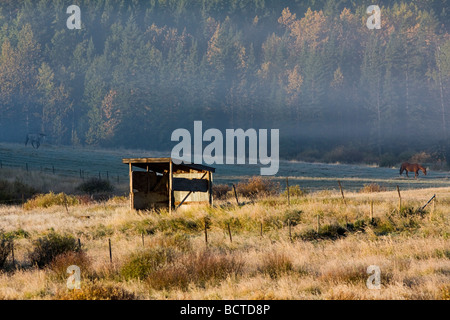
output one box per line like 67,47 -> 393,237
0,0 -> 449,166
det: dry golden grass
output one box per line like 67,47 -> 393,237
0,181 -> 448,300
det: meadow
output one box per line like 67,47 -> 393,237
0,169 -> 448,300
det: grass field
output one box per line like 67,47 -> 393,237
0,170 -> 448,300
3,142 -> 450,192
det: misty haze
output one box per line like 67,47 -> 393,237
0,0 -> 449,303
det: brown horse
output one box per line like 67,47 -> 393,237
400,162 -> 427,179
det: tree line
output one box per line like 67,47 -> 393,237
0,0 -> 449,166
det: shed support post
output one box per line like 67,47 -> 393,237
169,160 -> 173,214
129,163 -> 134,210
208,171 -> 213,207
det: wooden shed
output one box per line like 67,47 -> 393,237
122,158 -> 215,212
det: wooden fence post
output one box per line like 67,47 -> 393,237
286,177 -> 290,206
227,223 -> 232,243
204,218 -> 208,244
232,184 -> 239,206
370,200 -> 374,224
108,239 -> 112,264
288,219 -> 292,242
78,238 -> 81,250
396,185 -> 401,213
142,233 -> 145,247
432,196 -> 436,218
11,242 -> 15,268
260,222 -> 263,239
338,180 -> 346,205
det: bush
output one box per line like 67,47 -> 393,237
258,252 -> 293,279
23,192 -> 79,210
0,179 -> 37,205
120,248 -> 175,280
28,231 -> 81,268
359,183 -> 386,193
284,185 -> 307,197
235,176 -> 279,198
298,223 -> 347,241
76,178 -> 114,195
55,281 -> 136,300
146,250 -> 244,291
212,184 -> 231,200
48,251 -> 92,281
0,230 -> 13,269
283,209 -> 302,226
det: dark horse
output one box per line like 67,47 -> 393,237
400,162 -> 427,179
25,133 -> 46,149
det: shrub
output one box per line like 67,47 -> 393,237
146,250 -> 244,290
258,252 -> 293,279
213,184 -> 231,200
0,179 -> 37,205
48,251 -> 92,281
120,248 -> 175,280
28,231 -> 81,268
23,192 -> 79,210
76,178 -> 114,195
346,219 -> 366,232
409,152 -> 432,164
235,176 -> 279,198
0,230 -> 13,269
298,223 -> 347,241
400,206 -> 426,218
359,183 -> 386,193
284,185 -> 307,197
283,209 -> 302,226
55,281 -> 136,300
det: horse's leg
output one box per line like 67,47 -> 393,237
405,170 -> 409,177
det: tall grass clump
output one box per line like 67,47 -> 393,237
257,251 -> 293,279
359,183 -> 386,193
235,176 -> 279,198
213,184 -> 232,200
55,281 -> 136,300
76,178 -> 114,195
120,248 -> 175,280
48,251 -> 92,281
284,185 -> 307,197
147,250 -> 244,291
0,179 -> 37,205
0,230 -> 13,269
23,192 -> 79,210
28,231 -> 81,268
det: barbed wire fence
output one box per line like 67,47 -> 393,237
0,159 -> 129,205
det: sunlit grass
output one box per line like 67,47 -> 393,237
0,185 -> 448,300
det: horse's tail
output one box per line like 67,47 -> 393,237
25,134 -> 29,146
399,164 -> 404,175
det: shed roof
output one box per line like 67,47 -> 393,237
122,157 -> 215,173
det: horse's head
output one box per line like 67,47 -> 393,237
421,166 -> 427,175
